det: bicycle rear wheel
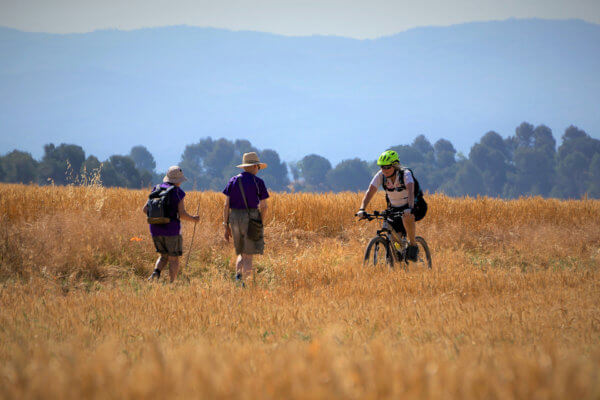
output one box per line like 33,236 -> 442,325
412,236 -> 432,269
364,236 -> 394,268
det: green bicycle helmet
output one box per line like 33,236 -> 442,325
377,150 -> 399,166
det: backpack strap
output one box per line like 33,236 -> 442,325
237,175 -> 252,216
253,177 -> 261,199
398,168 -> 406,186
401,168 -> 424,199
163,184 -> 179,220
381,173 -> 392,208
381,170 -> 403,192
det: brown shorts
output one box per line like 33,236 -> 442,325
229,208 -> 264,255
152,235 -> 183,257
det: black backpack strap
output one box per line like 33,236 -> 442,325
162,184 -> 175,195
402,168 -> 423,199
163,184 -> 179,219
399,168 -> 406,185
381,173 -> 392,208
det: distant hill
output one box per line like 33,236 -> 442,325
0,19 -> 599,170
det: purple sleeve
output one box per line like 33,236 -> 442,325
258,178 -> 269,200
222,177 -> 235,196
171,187 -> 185,207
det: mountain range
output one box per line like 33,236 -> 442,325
0,18 -> 599,170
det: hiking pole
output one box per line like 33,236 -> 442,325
184,198 -> 201,274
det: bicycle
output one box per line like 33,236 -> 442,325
357,210 -> 432,269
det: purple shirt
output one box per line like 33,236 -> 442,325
223,172 -> 269,209
149,183 -> 185,237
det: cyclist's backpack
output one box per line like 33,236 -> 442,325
146,184 -> 177,224
382,167 -> 428,221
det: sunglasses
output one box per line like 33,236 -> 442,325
381,165 -> 394,170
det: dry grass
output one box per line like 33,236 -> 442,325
1,184 -> 599,399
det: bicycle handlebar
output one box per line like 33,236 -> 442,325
355,209 -> 408,221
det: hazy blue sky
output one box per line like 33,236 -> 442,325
1,0 -> 599,38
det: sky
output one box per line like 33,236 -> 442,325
1,0 -> 599,38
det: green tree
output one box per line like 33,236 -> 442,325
441,160 -> 485,197
411,136 -> 436,191
552,126 -> 600,198
557,126 -> 600,162
0,150 -> 38,183
504,123 -> 557,197
390,145 -> 424,166
100,155 -> 142,188
326,158 -> 372,192
179,138 -> 214,190
298,154 -> 331,191
587,154 -> 600,198
38,143 -> 86,185
130,146 -> 156,173
469,131 -> 511,196
551,151 -> 589,198
412,135 -> 435,161
81,155 -> 102,184
204,138 -> 235,181
258,149 -> 289,192
514,122 -> 535,148
434,139 -> 456,169
179,137 -> 264,191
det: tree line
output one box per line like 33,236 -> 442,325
0,122 -> 598,198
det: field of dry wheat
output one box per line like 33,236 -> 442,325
1,183 -> 600,399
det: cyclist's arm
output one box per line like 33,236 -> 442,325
360,185 -> 378,210
407,182 -> 415,209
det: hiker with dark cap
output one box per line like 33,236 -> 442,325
222,152 -> 270,286
144,166 -> 199,282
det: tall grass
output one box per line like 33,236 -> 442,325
1,184 -> 599,399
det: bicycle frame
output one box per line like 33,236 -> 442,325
377,216 -> 409,263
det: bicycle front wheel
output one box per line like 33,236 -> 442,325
364,236 -> 394,268
413,236 -> 432,269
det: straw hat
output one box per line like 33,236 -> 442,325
236,152 -> 267,169
163,166 -> 187,184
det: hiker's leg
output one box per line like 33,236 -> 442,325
241,254 -> 253,279
235,254 -> 244,278
402,213 -> 417,245
168,256 -> 180,282
148,254 -> 168,280
156,254 -> 168,271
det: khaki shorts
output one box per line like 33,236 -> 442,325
229,208 -> 264,255
152,235 -> 183,256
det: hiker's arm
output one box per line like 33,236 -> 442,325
259,198 -> 268,221
407,182 -> 415,209
178,199 -> 199,222
223,196 -> 231,242
360,185 -> 378,210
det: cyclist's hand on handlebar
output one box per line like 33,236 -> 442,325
356,210 -> 367,220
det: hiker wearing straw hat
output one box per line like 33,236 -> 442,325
143,166 -> 199,283
222,152 -> 270,286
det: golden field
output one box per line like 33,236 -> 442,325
1,183 -> 600,399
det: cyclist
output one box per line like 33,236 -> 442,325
357,150 -> 426,261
